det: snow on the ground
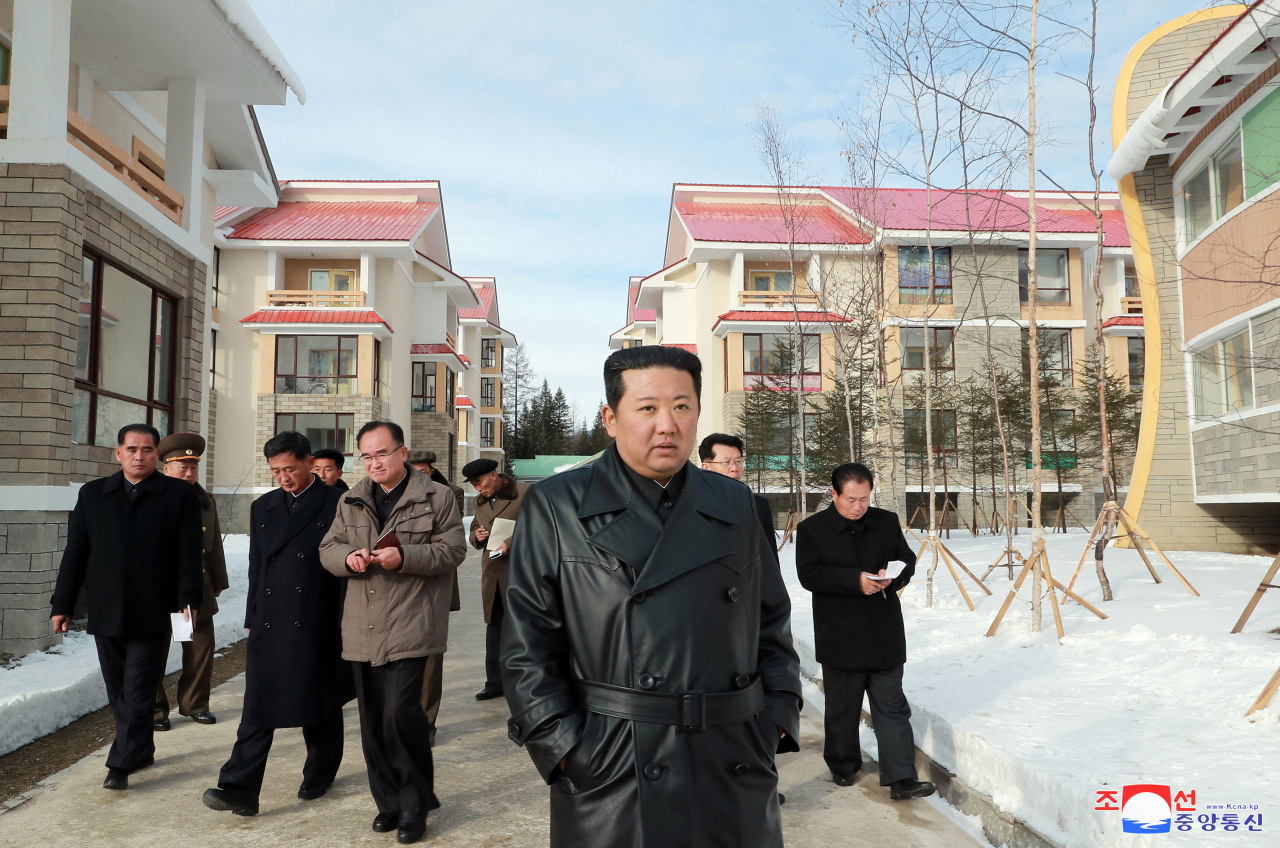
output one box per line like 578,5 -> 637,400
0,536 -> 251,757
780,528 -> 1280,848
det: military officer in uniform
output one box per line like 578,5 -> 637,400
465,458 -> 528,701
153,433 -> 229,728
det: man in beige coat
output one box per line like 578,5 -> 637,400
319,421 -> 466,844
464,459 -> 528,701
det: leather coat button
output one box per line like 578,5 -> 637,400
638,673 -> 656,690
643,762 -> 663,781
296,587 -> 302,593
264,622 -> 271,628
294,622 -> 301,628
265,589 -> 272,595
297,552 -> 305,558
726,587 -> 739,602
734,674 -> 750,689
632,592 -> 647,604
733,763 -> 749,777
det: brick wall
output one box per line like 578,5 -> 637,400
254,393 -> 385,488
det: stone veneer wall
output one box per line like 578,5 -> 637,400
0,165 -> 205,653
253,393 -> 384,488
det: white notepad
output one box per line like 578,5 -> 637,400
871,561 -> 907,581
486,517 -> 517,552
170,610 -> 194,642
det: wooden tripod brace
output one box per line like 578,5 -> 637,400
986,539 -> 1109,639
981,544 -> 1026,581
901,527 -> 992,609
1231,550 -> 1280,634
1062,501 -> 1199,601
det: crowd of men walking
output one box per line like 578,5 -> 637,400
50,346 -> 935,847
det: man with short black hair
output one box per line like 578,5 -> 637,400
795,462 -> 935,800
313,448 -> 348,491
203,430 -> 352,817
320,421 -> 467,844
52,423 -> 203,791
502,346 -> 800,847
698,432 -> 776,554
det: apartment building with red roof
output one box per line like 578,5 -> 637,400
612,184 -> 1137,526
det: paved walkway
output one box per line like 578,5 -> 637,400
0,552 -> 981,847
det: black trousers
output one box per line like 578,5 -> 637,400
218,709 -> 345,797
94,634 -> 170,772
822,663 -> 918,785
484,591 -> 504,689
353,657 -> 440,816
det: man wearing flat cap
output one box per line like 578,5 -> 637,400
153,432 -> 229,728
408,449 -> 463,744
465,458 -> 528,701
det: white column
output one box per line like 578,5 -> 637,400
730,251 -> 745,311
166,78 -> 206,235
75,66 -> 93,120
806,254 -> 822,297
265,249 -> 279,292
9,0 -> 72,142
360,253 -> 376,310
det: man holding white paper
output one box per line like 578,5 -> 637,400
464,459 -> 528,702
795,462 -> 935,801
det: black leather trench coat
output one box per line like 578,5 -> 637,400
501,446 -> 801,848
243,479 -> 354,728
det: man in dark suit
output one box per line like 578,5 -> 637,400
795,462 -> 935,800
698,433 -> 775,552
51,423 -> 203,791
313,448 -> 349,491
202,431 -> 353,817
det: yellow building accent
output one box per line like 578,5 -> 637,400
1110,5 -> 1244,539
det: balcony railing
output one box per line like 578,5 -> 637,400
738,291 -> 820,307
445,330 -> 457,351
0,86 -> 185,224
1121,296 -> 1143,315
266,290 -> 366,308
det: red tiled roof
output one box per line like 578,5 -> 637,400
456,396 -> 475,408
712,310 -> 849,328
227,201 -> 439,241
239,308 -> 392,330
676,202 -> 870,245
1102,315 -> 1144,328
632,308 -> 656,322
663,343 -> 697,354
215,206 -> 241,220
458,285 -> 495,320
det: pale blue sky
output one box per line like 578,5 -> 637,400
250,0 -> 1198,417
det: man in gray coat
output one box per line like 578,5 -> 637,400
320,421 -> 467,844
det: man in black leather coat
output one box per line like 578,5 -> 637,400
501,346 -> 801,848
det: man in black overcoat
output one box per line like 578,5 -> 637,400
795,462 -> 935,800
50,423 -> 203,791
698,433 -> 775,555
202,431 -> 353,817
502,347 -> 801,848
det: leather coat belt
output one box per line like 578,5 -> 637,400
574,677 -> 765,732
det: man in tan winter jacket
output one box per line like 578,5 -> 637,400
319,421 -> 466,845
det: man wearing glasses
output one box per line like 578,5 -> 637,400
320,421 -> 467,844
698,433 -> 776,555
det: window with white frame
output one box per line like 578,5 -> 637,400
1184,134 -> 1244,244
1192,329 -> 1253,419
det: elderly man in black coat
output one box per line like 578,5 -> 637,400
795,462 -> 935,800
502,346 -> 801,848
51,423 -> 203,791
202,431 -> 353,817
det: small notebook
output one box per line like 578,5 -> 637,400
374,528 -> 402,551
171,610 -> 194,643
486,518 -> 517,551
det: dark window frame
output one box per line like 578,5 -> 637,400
73,247 -> 179,445
274,412 -> 356,456
446,367 -> 456,416
273,334 -> 358,395
903,408 -> 959,469
480,376 -> 496,407
901,327 -> 955,379
480,417 -> 496,447
1018,248 -> 1071,304
1127,337 -> 1145,393
742,332 -> 821,377
481,338 -> 497,369
412,361 -> 437,412
897,246 -> 952,305
1021,328 -> 1073,386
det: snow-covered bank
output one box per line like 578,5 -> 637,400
0,536 -> 251,757
780,529 -> 1280,848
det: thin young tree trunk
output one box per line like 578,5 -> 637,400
1027,0 -> 1044,632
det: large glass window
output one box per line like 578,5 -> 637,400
898,246 -> 952,304
1214,135 -> 1244,219
445,367 -> 456,415
1127,337 -> 1145,394
1028,410 -> 1077,470
742,333 -> 819,376
903,409 -> 958,468
481,377 -> 496,407
481,418 -> 496,448
748,271 -> 792,292
1021,328 -> 1073,386
481,338 -> 497,368
1193,329 -> 1253,418
275,413 -> 354,455
72,250 -> 177,445
1184,166 -> 1214,242
900,327 -> 954,382
412,362 -> 437,412
1018,249 -> 1070,304
274,335 -> 357,395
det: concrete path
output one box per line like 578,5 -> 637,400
0,551 -> 981,847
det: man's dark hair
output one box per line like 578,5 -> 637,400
312,448 -> 345,470
264,430 -> 312,461
603,346 -> 702,410
699,433 -> 744,462
832,462 -> 875,493
356,420 -> 404,450
117,423 -> 160,447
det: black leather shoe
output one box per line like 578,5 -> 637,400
890,778 -> 937,800
397,814 -> 427,843
202,787 -> 259,816
778,793 -> 786,805
153,717 -> 171,732
103,770 -> 128,790
475,685 -> 504,701
832,771 -> 859,786
297,781 -> 331,801
189,711 -> 216,725
372,812 -> 400,833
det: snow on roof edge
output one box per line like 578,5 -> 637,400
212,0 -> 308,104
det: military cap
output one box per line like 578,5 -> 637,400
461,458 -> 498,482
407,449 -> 437,465
159,432 -> 205,463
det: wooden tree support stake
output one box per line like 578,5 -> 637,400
1063,501 -> 1199,601
1231,550 -> 1280,634
1246,665 -> 1280,716
986,541 -> 1107,639
982,545 -> 1026,581
901,528 -> 986,609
